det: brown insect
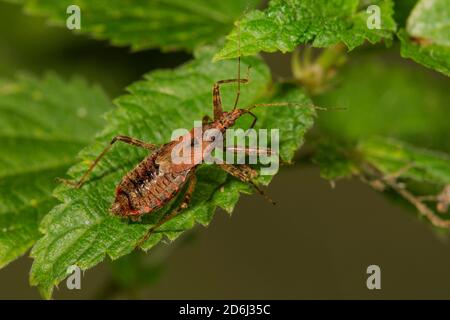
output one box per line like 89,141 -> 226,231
61,30 -> 307,245
61,62 -> 289,244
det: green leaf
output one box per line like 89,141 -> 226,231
0,73 -> 112,268
313,136 -> 450,228
399,0 -> 450,76
358,137 -> 450,185
214,0 -> 397,60
399,30 -> 450,76
10,0 -> 260,51
406,0 -> 450,46
29,46 -> 315,299
316,50 -> 450,153
312,136 -> 450,186
313,141 -> 358,181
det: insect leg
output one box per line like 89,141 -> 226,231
202,114 -> 212,125
222,147 -> 287,168
219,163 -> 257,182
212,21 -> 249,117
137,175 -> 197,248
246,110 -> 258,129
213,75 -> 250,120
111,135 -> 157,150
218,164 -> 275,205
59,135 -> 158,189
224,146 -> 273,156
245,102 -> 334,113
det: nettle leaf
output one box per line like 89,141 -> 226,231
0,73 -> 112,268
357,137 -> 450,186
399,0 -> 450,76
314,137 -> 450,229
399,30 -> 450,76
11,0 -> 260,51
313,137 -> 450,185
406,0 -> 449,47
29,46 -> 315,299
214,0 -> 396,60
313,141 -> 358,181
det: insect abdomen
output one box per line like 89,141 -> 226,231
137,171 -> 189,212
110,155 -> 190,217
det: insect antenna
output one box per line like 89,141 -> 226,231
246,102 -> 346,112
233,20 -> 242,110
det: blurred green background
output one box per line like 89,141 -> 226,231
0,1 -> 450,299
